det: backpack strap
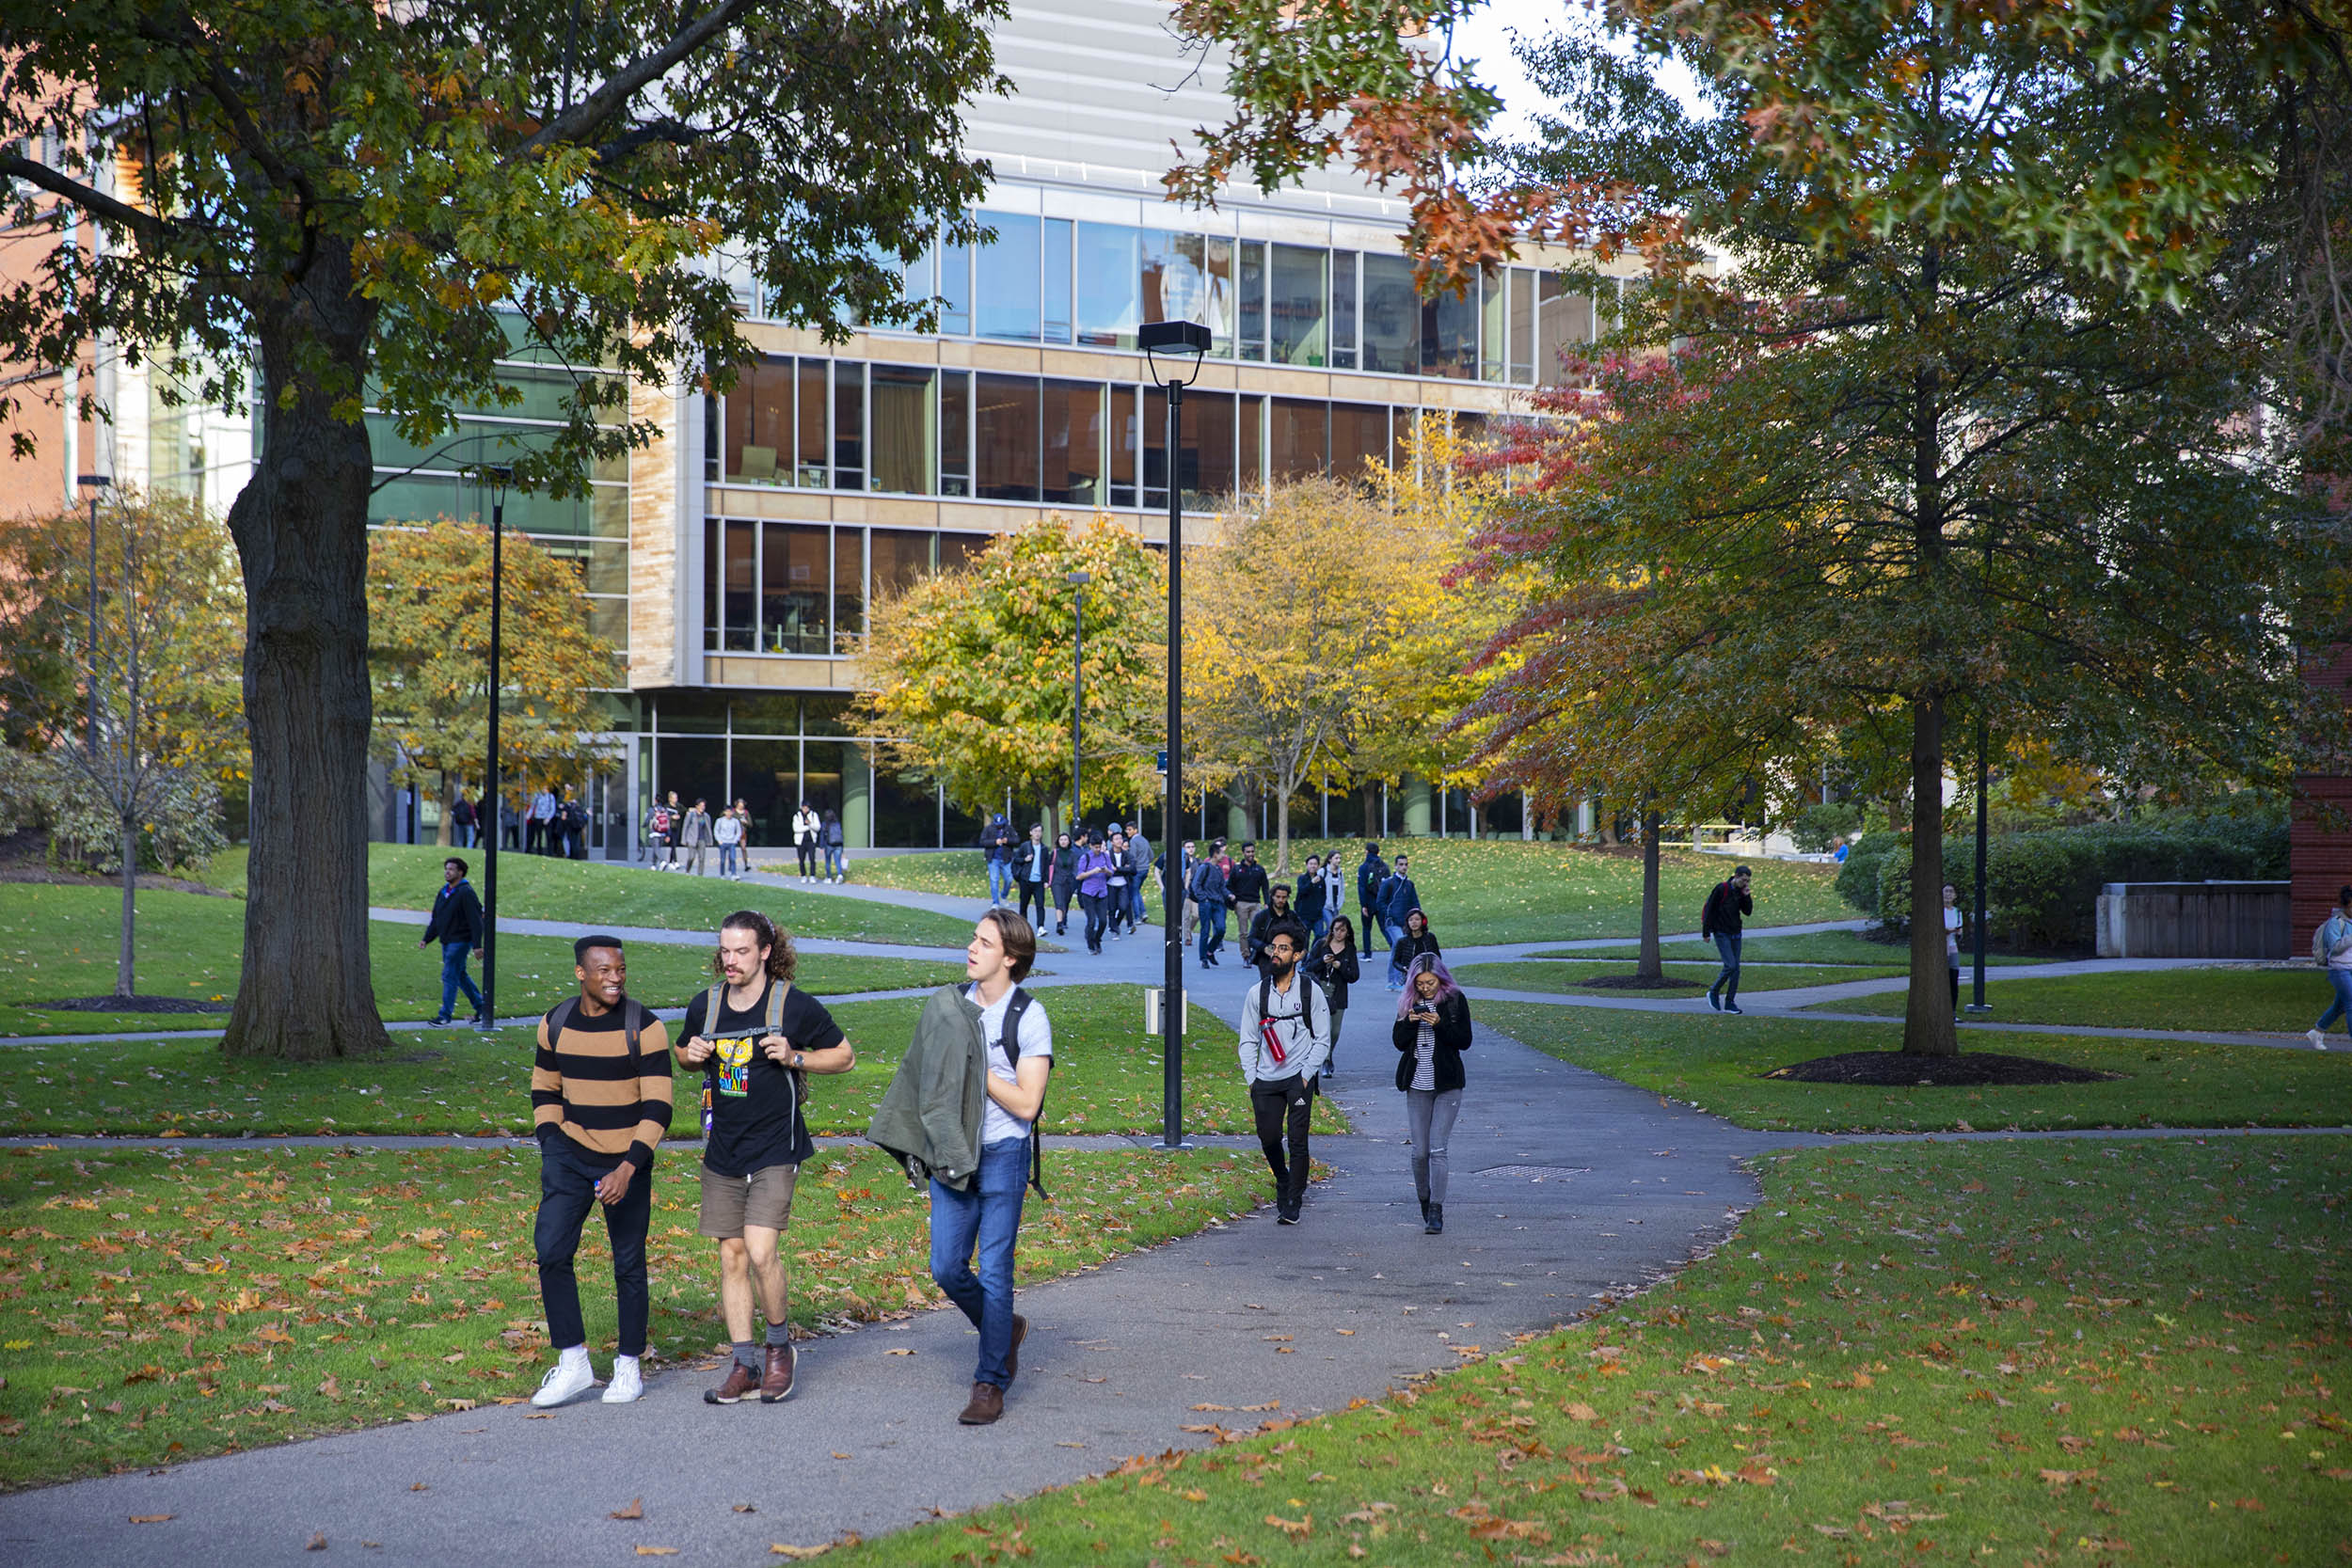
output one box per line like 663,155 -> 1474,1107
970,983 -> 1050,1201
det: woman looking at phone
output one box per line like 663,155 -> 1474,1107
1392,953 -> 1470,1235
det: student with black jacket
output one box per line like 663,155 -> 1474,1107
1389,908 -> 1439,989
1391,953 -> 1471,1235
1700,864 -> 1755,1014
419,856 -> 485,1026
1048,832 -> 1077,935
1302,914 -> 1361,1078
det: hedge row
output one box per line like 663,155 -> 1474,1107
1837,816 -> 2287,948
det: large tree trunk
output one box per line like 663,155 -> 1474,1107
219,241 -> 391,1060
1635,803 -> 1662,982
117,815 -> 136,998
1274,783 -> 1292,879
435,768 -> 453,847
1902,690 -> 1958,1055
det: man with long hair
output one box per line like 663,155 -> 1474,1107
676,911 -> 856,1405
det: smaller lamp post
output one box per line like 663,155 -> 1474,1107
1068,569 -> 1089,834
480,466 -> 513,1032
1139,319 -> 1210,1153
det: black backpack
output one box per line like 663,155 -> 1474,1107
970,983 -> 1050,1200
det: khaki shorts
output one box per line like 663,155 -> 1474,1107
697,1162 -> 799,1238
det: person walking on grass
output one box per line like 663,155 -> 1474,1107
1191,843 -> 1232,968
530,936 -> 673,1407
1015,823 -> 1052,930
1392,953 -> 1470,1236
2310,885 -> 2352,1052
1238,919 -> 1328,1226
1389,908 -> 1438,990
675,911 -> 856,1405
1049,831 -> 1077,936
713,800 -> 743,880
1357,841 -> 1389,947
866,911 -> 1054,1426
420,856 -> 486,1027
681,797 -> 714,877
1303,913 -> 1360,1081
1701,864 -> 1754,1014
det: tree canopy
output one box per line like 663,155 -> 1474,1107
0,0 -> 1006,1059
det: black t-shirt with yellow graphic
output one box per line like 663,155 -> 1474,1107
680,981 -> 844,1178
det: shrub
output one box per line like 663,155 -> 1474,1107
1788,800 -> 1864,853
1836,830 -> 1905,915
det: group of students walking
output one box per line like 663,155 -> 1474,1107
527,907 -> 1053,1426
986,816 -> 1156,957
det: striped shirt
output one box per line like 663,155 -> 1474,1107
532,1000 -> 675,1170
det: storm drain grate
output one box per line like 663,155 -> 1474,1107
1475,1164 -> 1593,1181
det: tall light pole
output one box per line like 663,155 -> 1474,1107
75,473 -> 109,760
1140,319 -> 1209,1153
1067,569 -> 1089,835
480,466 -> 512,1032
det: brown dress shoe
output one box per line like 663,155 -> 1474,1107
760,1342 -> 797,1403
1005,1315 -> 1028,1384
958,1381 -> 1005,1425
704,1360 -> 760,1405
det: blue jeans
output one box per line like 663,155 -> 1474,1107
1129,879 -> 1149,925
717,844 -> 739,878
2318,969 -> 2352,1034
1198,899 -> 1228,961
986,860 -> 1014,905
438,942 -> 484,1020
1709,932 -> 1742,1002
824,846 -> 845,879
930,1138 -> 1030,1388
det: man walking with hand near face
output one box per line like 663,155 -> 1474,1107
529,936 -> 673,1407
1238,920 -> 1328,1226
676,911 -> 856,1405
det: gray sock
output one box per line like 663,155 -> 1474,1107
733,1340 -> 759,1370
764,1321 -> 790,1347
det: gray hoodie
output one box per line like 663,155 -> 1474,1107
1237,970 -> 1329,1084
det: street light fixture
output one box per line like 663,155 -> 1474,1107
75,473 -> 109,760
1067,569 -> 1089,834
1139,319 -> 1210,1154
480,465 -> 514,1032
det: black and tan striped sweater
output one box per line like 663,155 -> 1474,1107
532,1000 -> 675,1170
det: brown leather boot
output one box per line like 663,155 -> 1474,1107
760,1342 -> 797,1403
704,1359 -> 760,1405
958,1381 -> 1005,1425
1005,1315 -> 1028,1384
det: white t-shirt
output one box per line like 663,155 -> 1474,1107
972,985 -> 1054,1146
1943,904 -> 1963,960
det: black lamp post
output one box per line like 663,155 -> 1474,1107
75,473 -> 109,761
1140,318 -> 1210,1152
1068,569 -> 1089,833
480,466 -> 513,1032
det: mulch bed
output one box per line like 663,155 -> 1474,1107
40,995 -> 232,1015
1761,1050 -> 2124,1086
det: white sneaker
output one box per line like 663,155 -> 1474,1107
601,1354 -> 644,1403
531,1355 -> 597,1407
2311,1029 -> 2329,1052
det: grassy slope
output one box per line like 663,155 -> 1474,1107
849,841 -> 1853,945
0,987 -> 1347,1139
0,883 -> 961,1037
828,1137 -> 2351,1567
1539,930 -> 2044,967
1454,960 -> 1906,997
200,844 -> 976,945
1829,965 -> 2332,1034
1481,1003 -> 2352,1133
0,1143 -> 1274,1488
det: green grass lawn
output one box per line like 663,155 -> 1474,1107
0,986 -> 1347,1139
198,843 -> 977,946
1454,959 -> 1906,997
828,1136 -> 2352,1567
1827,964 -> 2333,1035
0,883 -> 964,1037
1481,1003 -> 2352,1132
0,1141 -> 1276,1488
849,840 -> 1853,945
1538,929 -> 2047,967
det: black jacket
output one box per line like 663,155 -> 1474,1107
1392,991 -> 1472,1093
1701,879 -> 1754,939
423,879 -> 484,947
1051,846 -> 1077,892
1228,861 -> 1270,904
1247,902 -> 1296,962
1356,852 -> 1389,908
1391,928 -> 1441,972
1303,941 -> 1360,1010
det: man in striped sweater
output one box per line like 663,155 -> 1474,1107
529,934 -> 675,1407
